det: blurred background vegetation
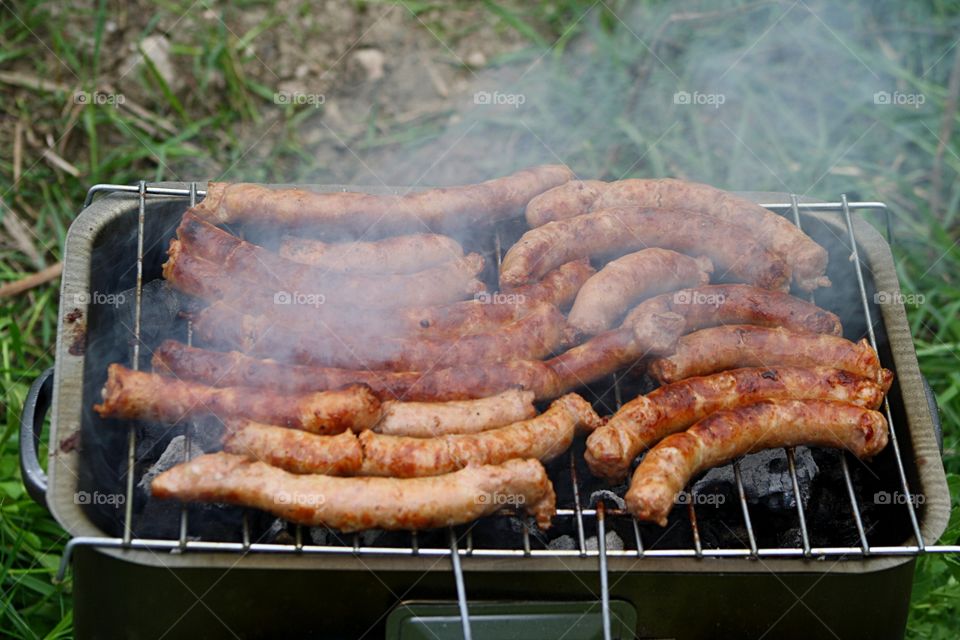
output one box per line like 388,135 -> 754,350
1,0 -> 958,637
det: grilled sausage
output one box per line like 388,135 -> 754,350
585,367 -> 892,482
151,453 -> 557,531
192,165 -> 574,235
93,364 -> 381,434
166,243 -> 588,338
649,325 -> 882,384
176,212 -> 485,307
500,207 -> 790,291
403,259 -> 595,336
547,306 -> 686,391
191,301 -> 570,371
152,340 -> 562,401
621,284 -> 843,336
525,178 -> 829,291
360,394 -> 602,477
625,400 -> 889,525
223,420 -> 363,476
279,233 -> 464,274
568,249 -> 713,335
375,389 -> 537,437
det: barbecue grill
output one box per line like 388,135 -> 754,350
19,181 -> 958,639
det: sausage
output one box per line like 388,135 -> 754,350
175,212 -> 486,307
621,284 -> 843,336
525,179 -> 829,292
93,364 -> 381,435
568,249 -> 713,335
191,301 -> 571,371
151,340 -> 562,401
360,394 -> 602,477
151,453 -> 557,531
648,325 -> 882,384
500,207 -> 790,291
279,233 -> 464,274
547,309 -> 686,391
402,259 -> 595,336
192,165 -> 574,235
375,389 -> 538,437
223,420 -> 363,475
585,367 -> 892,482
625,400 -> 889,525
166,242 -> 587,338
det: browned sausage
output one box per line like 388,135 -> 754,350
547,309 -> 686,391
191,301 -> 570,371
625,400 -> 889,525
151,453 -> 557,531
648,325 -> 882,384
568,249 -> 713,335
500,207 -> 790,291
526,178 -> 829,292
93,364 -> 381,435
151,340 -> 562,401
585,367 -> 892,482
166,242 -> 588,338
360,394 -> 602,477
223,420 -> 363,475
375,389 -> 537,437
192,165 -> 574,234
621,284 -> 842,336
279,233 -> 464,274
175,212 -> 485,307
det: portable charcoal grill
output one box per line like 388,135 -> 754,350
19,181 -> 958,639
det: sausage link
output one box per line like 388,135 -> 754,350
585,366 -> 892,482
649,325 -> 882,384
193,165 -> 574,234
568,249 -> 712,335
501,207 -> 790,291
625,400 -> 889,525
525,178 -> 829,291
93,364 -> 381,434
375,389 -> 537,437
151,453 -> 557,531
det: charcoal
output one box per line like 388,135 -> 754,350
585,531 -> 624,551
547,534 -> 577,551
137,435 -> 203,491
115,279 -> 186,348
693,447 -> 818,512
588,489 -> 626,511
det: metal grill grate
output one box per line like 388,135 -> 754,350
61,183 -> 960,640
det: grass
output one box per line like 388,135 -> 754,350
1,0 -> 959,637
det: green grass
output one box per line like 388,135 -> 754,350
1,0 -> 959,637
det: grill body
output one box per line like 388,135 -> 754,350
25,185 -> 951,639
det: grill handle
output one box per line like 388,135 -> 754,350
19,367 -> 54,510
